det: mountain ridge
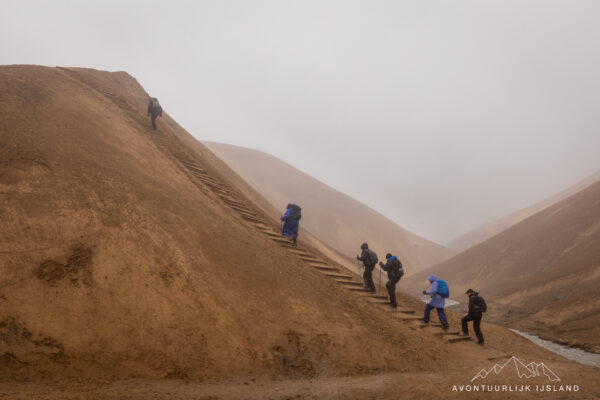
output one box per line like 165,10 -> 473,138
448,170 -> 600,252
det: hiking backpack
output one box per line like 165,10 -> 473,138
475,296 -> 487,312
366,249 -> 378,265
291,204 -> 302,220
149,97 -> 162,113
397,260 -> 404,278
436,279 -> 450,298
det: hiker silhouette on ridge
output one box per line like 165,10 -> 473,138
147,96 -> 162,130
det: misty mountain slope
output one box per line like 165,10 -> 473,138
447,170 -> 600,252
203,142 -> 453,274
407,179 -> 600,351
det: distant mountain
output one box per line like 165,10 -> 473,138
407,178 -> 600,352
448,170 -> 600,252
204,142 -> 453,273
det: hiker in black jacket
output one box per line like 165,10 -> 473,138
147,96 -> 163,130
379,253 -> 404,309
460,289 -> 486,345
356,243 -> 377,293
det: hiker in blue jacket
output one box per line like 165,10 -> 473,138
421,275 -> 449,330
281,204 -> 301,247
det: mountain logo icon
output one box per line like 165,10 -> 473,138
471,356 -> 561,382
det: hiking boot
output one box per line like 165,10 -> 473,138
442,326 -> 449,331
476,341 -> 485,346
458,332 -> 469,337
388,304 -> 397,309
420,320 -> 429,324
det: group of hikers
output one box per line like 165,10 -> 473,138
356,243 -> 486,345
278,204 -> 486,346
149,97 -> 486,346
146,98 -> 486,346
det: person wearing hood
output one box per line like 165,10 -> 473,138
356,243 -> 377,293
281,203 -> 301,247
460,289 -> 486,345
421,275 -> 449,330
379,253 -> 404,309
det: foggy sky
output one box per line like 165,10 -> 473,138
2,0 -> 600,244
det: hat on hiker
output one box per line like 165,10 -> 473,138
465,289 -> 475,294
361,243 -> 368,249
385,253 -> 392,259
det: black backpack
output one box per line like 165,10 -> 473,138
149,98 -> 162,113
291,205 -> 302,220
366,249 -> 378,265
475,296 -> 487,313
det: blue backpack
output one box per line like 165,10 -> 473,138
436,279 -> 450,298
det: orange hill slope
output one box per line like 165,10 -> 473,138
1,66 -> 599,399
407,179 -> 600,352
203,142 -> 452,274
447,170 -> 600,252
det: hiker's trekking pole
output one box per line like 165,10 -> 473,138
356,259 -> 362,282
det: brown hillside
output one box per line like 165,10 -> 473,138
0,66 -> 598,399
447,170 -> 600,252
203,142 -> 452,274
407,180 -> 600,352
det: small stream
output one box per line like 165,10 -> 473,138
511,329 -> 600,368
